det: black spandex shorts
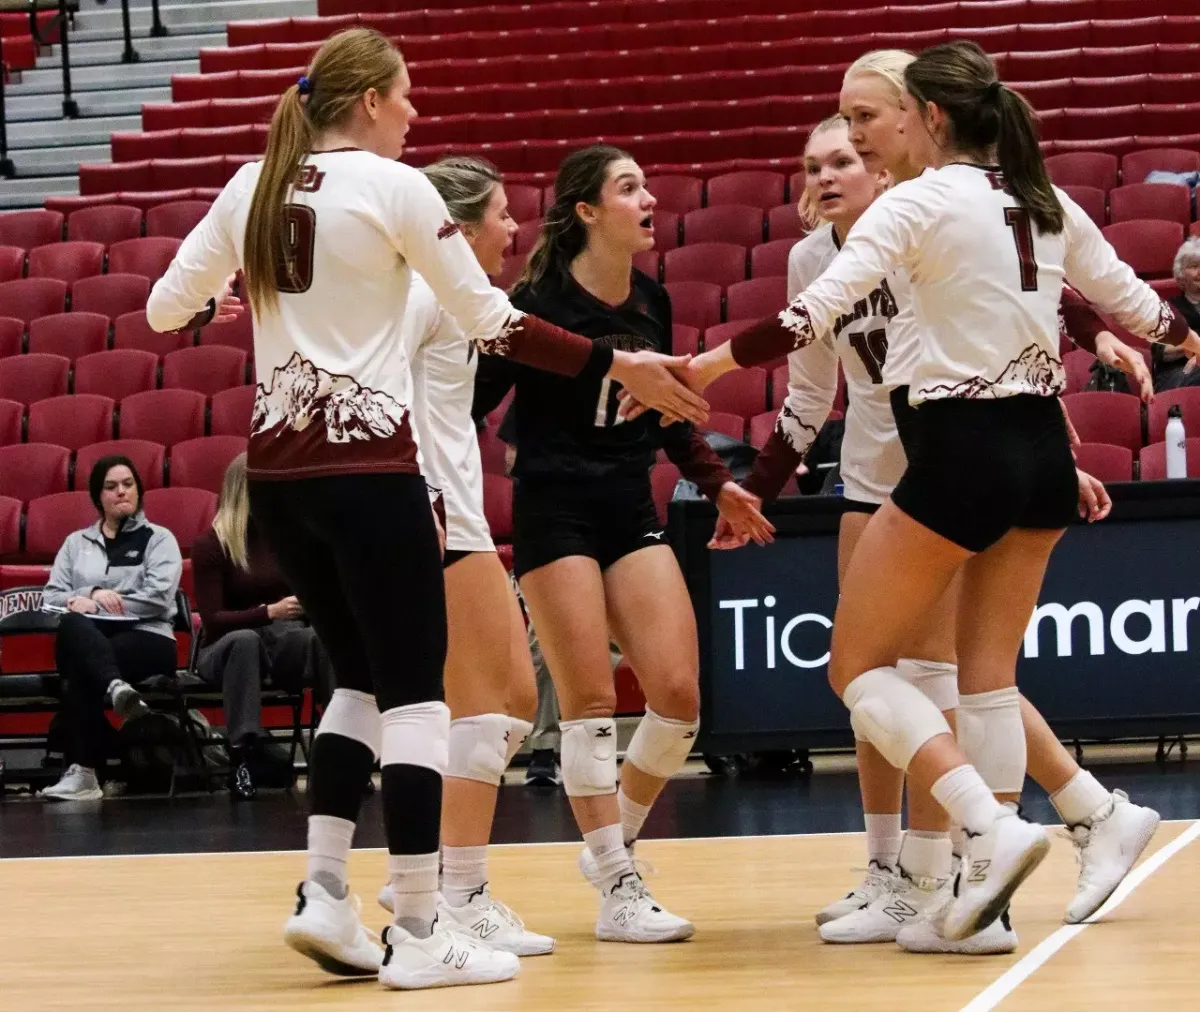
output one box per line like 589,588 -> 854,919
890,394 -> 1078,553
889,384 -> 921,460
512,476 -> 664,579
842,498 -> 881,515
442,548 -> 473,569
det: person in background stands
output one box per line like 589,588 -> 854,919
1155,237 -> 1200,391
192,452 -> 334,801
39,455 -> 183,802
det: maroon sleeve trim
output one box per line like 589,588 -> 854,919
477,313 -> 611,377
741,427 -> 804,502
662,429 -> 732,504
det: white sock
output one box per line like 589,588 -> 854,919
307,814 -> 355,900
950,824 -> 967,859
1050,770 -> 1112,827
931,765 -> 1003,837
441,845 -> 489,908
898,829 -> 952,882
617,788 -> 652,848
584,823 -> 635,894
863,813 -> 903,869
388,852 -> 440,939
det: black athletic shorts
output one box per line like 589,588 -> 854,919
442,549 -> 473,569
891,394 -> 1078,553
842,498 -> 880,515
889,384 -> 921,460
512,476 -> 664,578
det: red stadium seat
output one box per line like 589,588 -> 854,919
144,200 -> 212,239
0,209 -> 63,250
649,461 -> 682,525
494,253 -> 526,291
662,243 -> 747,287
653,211 -> 681,251
73,349 -> 159,401
210,385 -> 255,437
0,495 -> 20,557
76,439 -> 166,491
0,396 -> 22,446
749,239 -> 795,279
66,204 -> 144,245
646,175 -> 704,215
1060,185 -> 1107,228
27,394 -> 115,450
0,278 -> 68,326
664,281 -> 722,331
1061,391 -> 1143,453
703,320 -> 752,352
1045,151 -> 1119,191
726,276 -> 788,322
168,435 -> 248,492
505,184 -> 541,224
113,310 -> 192,356
1147,387 -> 1200,444
632,250 -> 659,280
0,245 -> 25,282
26,241 -> 105,285
1072,442 -> 1134,483
481,473 -> 513,541
198,313 -> 253,357
22,492 -> 98,560
476,426 -> 508,476
748,410 -> 778,450
107,237 -> 182,283
702,412 -> 746,441
0,442 -> 70,502
767,204 -> 804,241
1102,220 -> 1185,280
0,317 -> 22,359
162,345 -> 248,395
142,487 -> 217,554
704,367 -> 769,418
26,312 -> 109,361
0,353 -> 69,406
1062,348 -> 1096,394
119,388 -> 206,446
1140,437 -> 1200,480
512,219 -> 542,256
671,324 -> 700,357
1121,147 -> 1200,185
71,274 -> 151,319
1108,184 -> 1192,227
682,205 -> 764,247
706,171 -> 785,210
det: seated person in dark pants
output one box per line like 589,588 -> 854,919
40,455 -> 183,801
192,452 -> 334,800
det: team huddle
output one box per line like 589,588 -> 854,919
142,25 -> 1196,994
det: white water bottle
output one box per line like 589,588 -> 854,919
1165,405 -> 1187,479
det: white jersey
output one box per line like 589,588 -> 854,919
782,163 -> 1181,405
781,225 -> 905,504
403,273 -> 493,553
146,150 -> 525,480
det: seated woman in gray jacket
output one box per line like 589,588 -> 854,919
40,455 -> 183,801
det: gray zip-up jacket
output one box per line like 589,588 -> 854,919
42,511 -> 183,640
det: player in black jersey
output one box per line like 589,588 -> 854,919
474,145 -> 771,943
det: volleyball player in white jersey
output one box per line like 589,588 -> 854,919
144,29 -> 707,992
374,155 -> 552,956
644,40 -> 1200,942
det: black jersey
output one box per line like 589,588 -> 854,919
474,268 -> 730,498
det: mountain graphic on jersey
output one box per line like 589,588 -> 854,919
777,401 -> 818,452
919,344 -> 1064,399
252,352 -> 408,442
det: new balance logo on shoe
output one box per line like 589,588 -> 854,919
882,900 -> 919,925
471,918 -> 500,940
442,946 -> 471,969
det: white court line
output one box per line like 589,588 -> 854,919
961,818 -> 1200,1012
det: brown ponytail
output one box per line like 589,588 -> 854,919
515,143 -> 633,293
905,40 -> 1064,235
243,28 -> 405,318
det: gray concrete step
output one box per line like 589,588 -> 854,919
6,86 -> 172,121
0,176 -> 78,211
72,0 -> 316,41
9,58 -> 198,96
8,143 -> 111,177
6,114 -> 141,149
38,32 -> 226,68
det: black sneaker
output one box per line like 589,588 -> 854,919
524,749 -> 560,787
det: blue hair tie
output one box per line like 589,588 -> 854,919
297,76 -> 312,95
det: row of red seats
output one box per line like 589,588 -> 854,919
291,1 -> 1195,45
78,155 -> 256,198
1063,183 -> 1198,229
0,433 -> 246,502
0,203 -> 211,251
201,15 -> 1200,73
0,238 -> 182,287
0,348 -> 251,406
0,12 -> 56,74
1,387 -> 252,451
0,309 -> 252,361
1063,388 -> 1200,454
0,487 -> 217,563
1070,440 -> 1198,481
0,275 -> 151,327
44,189 -> 222,217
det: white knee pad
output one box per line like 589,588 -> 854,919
317,688 -> 382,760
897,658 -> 960,713
446,713 -> 510,786
559,717 -> 618,797
957,687 -> 1026,794
624,707 -> 700,781
842,667 -> 952,770
505,717 -> 533,767
380,701 -> 450,776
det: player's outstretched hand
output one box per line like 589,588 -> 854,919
1095,331 -> 1154,403
708,515 -> 749,550
1182,330 -> 1200,372
212,273 -> 245,324
1077,468 -> 1112,523
712,482 -> 775,547
609,350 -> 709,426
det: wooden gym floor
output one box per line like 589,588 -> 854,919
1,819 -> 1196,1011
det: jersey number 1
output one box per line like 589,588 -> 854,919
1004,207 -> 1039,292
277,204 -> 317,294
594,377 -> 627,428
